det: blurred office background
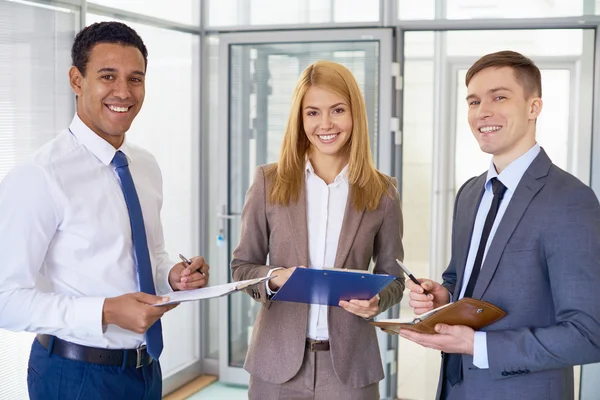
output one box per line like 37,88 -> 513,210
1,0 -> 600,399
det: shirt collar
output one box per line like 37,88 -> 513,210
69,113 -> 131,166
485,143 -> 541,193
305,159 -> 349,185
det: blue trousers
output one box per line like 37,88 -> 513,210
27,338 -> 162,400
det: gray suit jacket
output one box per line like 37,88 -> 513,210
231,164 -> 405,388
439,149 -> 600,400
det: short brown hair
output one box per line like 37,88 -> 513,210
465,50 -> 542,98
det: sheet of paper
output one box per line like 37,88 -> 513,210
377,302 -> 455,324
377,317 -> 415,324
154,277 -> 269,306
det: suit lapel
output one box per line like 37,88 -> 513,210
334,186 -> 365,269
472,150 -> 551,299
454,176 -> 486,297
287,183 -> 310,266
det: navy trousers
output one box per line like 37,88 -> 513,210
27,338 -> 162,400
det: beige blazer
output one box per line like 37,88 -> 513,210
231,164 -> 405,389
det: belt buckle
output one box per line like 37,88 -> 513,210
136,345 -> 146,369
308,340 -> 319,352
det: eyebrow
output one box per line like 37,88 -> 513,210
96,67 -> 145,76
465,87 -> 512,101
304,102 -> 346,110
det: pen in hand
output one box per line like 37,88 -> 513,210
178,253 -> 205,276
395,259 -> 430,296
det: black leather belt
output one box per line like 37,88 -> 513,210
306,339 -> 330,352
36,334 -> 153,368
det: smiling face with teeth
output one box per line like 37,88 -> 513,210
302,85 -> 353,167
466,66 -> 542,171
69,43 -> 145,148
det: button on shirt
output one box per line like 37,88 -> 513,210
305,161 -> 349,340
0,114 -> 174,349
460,143 -> 541,368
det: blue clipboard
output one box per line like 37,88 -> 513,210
271,268 -> 396,306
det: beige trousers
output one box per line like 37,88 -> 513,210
248,347 -> 380,400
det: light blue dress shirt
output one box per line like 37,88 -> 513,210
460,143 -> 541,368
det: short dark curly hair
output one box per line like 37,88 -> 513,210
71,22 -> 148,76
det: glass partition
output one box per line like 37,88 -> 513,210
398,0 -> 593,20
89,0 -> 200,26
208,0 -> 380,27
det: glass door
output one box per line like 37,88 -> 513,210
215,28 -> 396,396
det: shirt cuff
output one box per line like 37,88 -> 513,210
71,296 -> 106,338
473,331 -> 489,369
265,267 -> 283,296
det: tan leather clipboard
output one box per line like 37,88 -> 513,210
372,297 -> 506,335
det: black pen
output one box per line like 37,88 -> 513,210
395,259 -> 430,296
178,253 -> 205,276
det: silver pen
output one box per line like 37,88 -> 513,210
395,259 -> 430,295
178,253 -> 205,276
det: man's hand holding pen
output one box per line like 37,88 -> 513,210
406,278 -> 450,315
168,254 -> 210,291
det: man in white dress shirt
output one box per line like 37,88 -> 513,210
0,22 -> 209,399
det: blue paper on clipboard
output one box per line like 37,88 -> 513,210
271,268 -> 396,306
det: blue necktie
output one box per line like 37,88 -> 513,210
112,150 -> 163,360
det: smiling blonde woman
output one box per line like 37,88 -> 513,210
231,60 -> 406,400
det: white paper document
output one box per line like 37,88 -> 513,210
377,302 -> 454,324
154,276 -> 272,306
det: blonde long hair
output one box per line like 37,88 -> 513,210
266,60 -> 392,211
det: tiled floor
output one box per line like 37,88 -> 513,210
186,381 -> 248,399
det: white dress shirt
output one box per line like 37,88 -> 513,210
459,143 -> 541,368
305,161 -> 348,340
0,114 -> 174,349
266,161 -> 349,340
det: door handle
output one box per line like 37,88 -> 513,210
217,213 -> 241,219
216,205 -> 241,246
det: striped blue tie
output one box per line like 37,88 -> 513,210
112,150 -> 163,360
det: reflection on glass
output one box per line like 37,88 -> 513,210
397,0 -> 586,20
333,0 -> 379,22
0,2 -> 75,397
206,35 -> 221,361
89,0 -> 199,26
403,31 -> 434,58
446,0 -> 583,19
398,58 -> 439,400
227,41 -> 380,367
447,30 -> 583,57
208,0 -> 379,27
401,60 -> 433,280
397,0 -> 435,20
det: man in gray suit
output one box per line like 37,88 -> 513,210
399,50 -> 600,399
